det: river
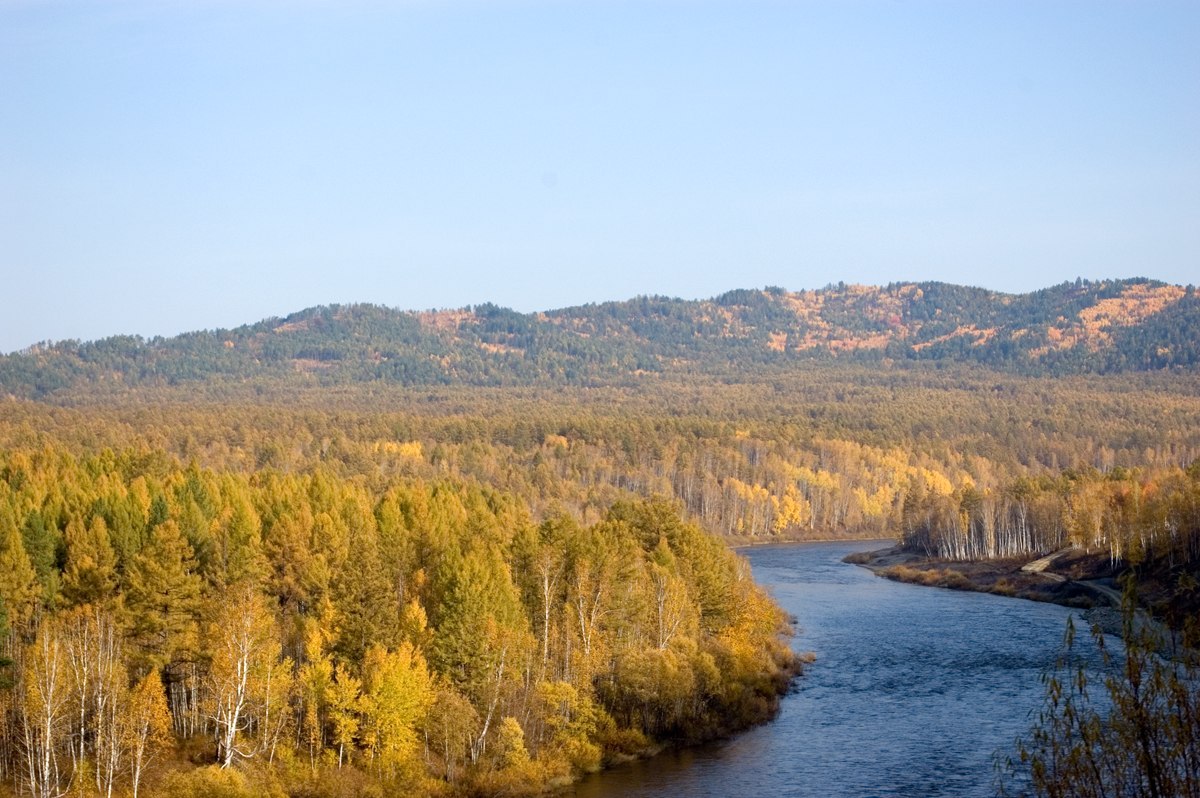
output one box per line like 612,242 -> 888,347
570,540 -> 1108,798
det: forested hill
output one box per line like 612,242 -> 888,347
4,278 -> 1197,398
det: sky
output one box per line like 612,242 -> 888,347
1,1 -> 1197,353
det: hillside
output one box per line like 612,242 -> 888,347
2,278 -> 1197,399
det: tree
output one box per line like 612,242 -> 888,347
126,670 -> 171,798
296,623 -> 333,770
533,680 -> 600,773
0,504 -> 40,632
496,715 -> 531,771
20,618 -> 70,798
512,516 -> 571,681
258,651 -> 294,765
422,680 -> 477,782
207,481 -> 266,591
330,519 -> 393,664
1007,597 -> 1200,797
564,525 -> 620,685
61,516 -> 117,608
205,587 -> 278,768
327,662 -> 363,769
429,544 -> 524,687
20,510 -> 60,603
361,642 -> 434,778
123,519 -> 202,672
428,544 -> 530,764
647,539 -> 694,651
258,481 -> 326,619
61,604 -> 124,797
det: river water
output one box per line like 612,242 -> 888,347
571,540 -> 1107,798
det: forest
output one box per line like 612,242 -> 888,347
0,447 -> 798,798
2,282 -> 1200,796
2,279 -> 1198,401
3,365 -> 1198,550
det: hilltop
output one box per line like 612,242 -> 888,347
2,278 -> 1197,400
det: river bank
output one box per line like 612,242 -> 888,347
844,546 -> 1118,610
845,546 -> 1195,652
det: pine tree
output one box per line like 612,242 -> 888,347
61,515 -> 118,608
20,510 -> 59,600
0,502 -> 40,631
297,622 -> 334,769
208,479 -> 267,591
331,521 -> 393,664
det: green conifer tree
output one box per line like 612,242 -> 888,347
123,519 -> 203,670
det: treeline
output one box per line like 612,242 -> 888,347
1,369 -> 1198,545
901,463 -> 1200,567
0,447 -> 798,798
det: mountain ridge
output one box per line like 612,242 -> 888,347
4,278 -> 1198,399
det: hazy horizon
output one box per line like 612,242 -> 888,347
3,1 -> 1197,353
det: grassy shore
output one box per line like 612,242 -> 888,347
844,546 -> 1115,608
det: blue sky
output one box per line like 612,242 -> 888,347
1,1 -> 1197,353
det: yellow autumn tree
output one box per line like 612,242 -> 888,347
534,680 -> 600,774
327,662 -> 364,768
771,486 -> 811,533
126,670 -> 171,798
0,502 -> 41,631
61,515 -> 117,608
360,642 -> 434,779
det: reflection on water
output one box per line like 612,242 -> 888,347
571,540 -> 1105,798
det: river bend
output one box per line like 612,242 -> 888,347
571,540 -> 1106,798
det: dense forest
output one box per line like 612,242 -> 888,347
3,366 -> 1198,546
0,448 -> 797,797
2,279 -> 1198,400
2,280 -> 1200,795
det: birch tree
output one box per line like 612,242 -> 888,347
21,619 -> 70,798
206,588 -> 278,768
